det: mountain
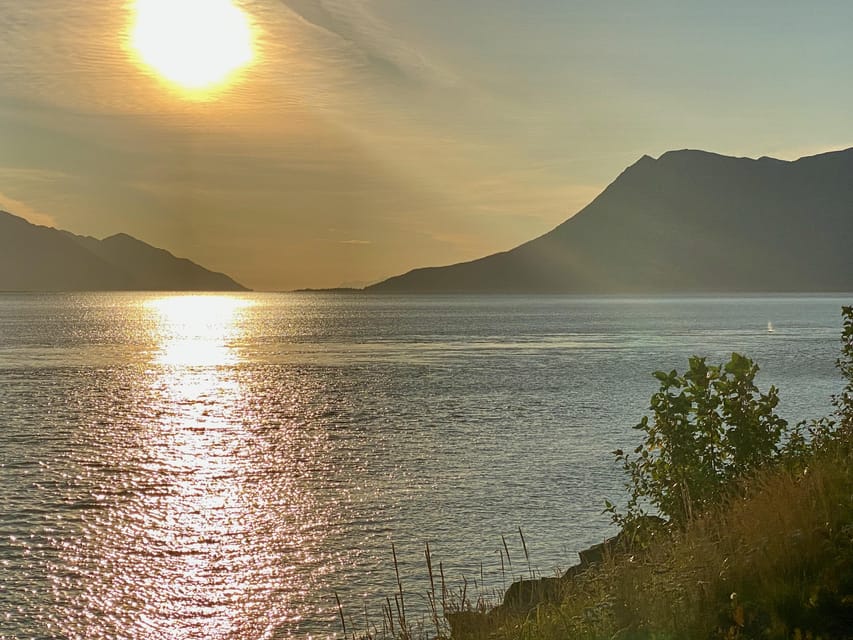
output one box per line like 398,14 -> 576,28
368,147 -> 853,293
0,211 -> 248,291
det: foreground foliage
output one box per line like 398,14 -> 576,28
493,444 -> 853,640
608,351 -> 789,529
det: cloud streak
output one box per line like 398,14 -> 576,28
0,190 -> 57,227
3,1 -> 852,289
279,0 -> 450,87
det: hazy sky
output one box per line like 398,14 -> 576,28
1,1 -> 852,290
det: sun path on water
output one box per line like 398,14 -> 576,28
130,0 -> 255,96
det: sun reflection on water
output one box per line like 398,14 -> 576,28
145,295 -> 253,367
138,295 -> 261,636
54,294 -> 327,639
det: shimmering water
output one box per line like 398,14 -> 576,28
0,293 -> 847,638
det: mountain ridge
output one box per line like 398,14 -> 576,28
368,147 -> 853,294
0,210 -> 248,292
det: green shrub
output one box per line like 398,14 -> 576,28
609,352 -> 788,528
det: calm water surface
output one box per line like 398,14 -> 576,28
0,293 -> 847,638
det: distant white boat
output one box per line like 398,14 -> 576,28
767,321 -> 775,333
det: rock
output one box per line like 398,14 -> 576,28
580,515 -> 668,567
502,575 -> 562,612
445,517 -> 670,636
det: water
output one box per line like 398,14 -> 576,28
0,293 -> 847,639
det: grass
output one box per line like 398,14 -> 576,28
339,435 -> 852,640
452,437 -> 853,640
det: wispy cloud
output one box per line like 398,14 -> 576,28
279,0 -> 451,87
0,167 -> 71,184
7,1 -> 849,289
0,190 -> 57,227
0,167 -> 81,227
0,0 -> 613,289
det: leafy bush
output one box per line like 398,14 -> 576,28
611,307 -> 853,531
610,352 -> 788,528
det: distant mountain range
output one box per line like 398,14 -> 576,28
0,211 -> 247,291
368,147 -> 853,293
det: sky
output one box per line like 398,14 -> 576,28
1,0 -> 852,290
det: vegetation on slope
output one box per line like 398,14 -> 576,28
483,441 -> 852,640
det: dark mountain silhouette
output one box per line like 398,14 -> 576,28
368,147 -> 853,293
0,210 -> 248,291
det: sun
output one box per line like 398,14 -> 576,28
131,0 -> 254,93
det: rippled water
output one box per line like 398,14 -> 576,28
0,293 -> 847,638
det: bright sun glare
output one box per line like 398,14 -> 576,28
131,0 -> 254,92
146,295 -> 252,367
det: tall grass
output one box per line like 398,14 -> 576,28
486,440 -> 853,640
337,439 -> 852,640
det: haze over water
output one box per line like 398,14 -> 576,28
0,293 -> 845,638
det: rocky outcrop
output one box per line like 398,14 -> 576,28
446,516 -> 667,638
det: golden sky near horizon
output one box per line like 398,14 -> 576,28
1,1 -> 852,289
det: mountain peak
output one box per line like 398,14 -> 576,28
102,232 -> 139,243
368,146 -> 853,294
657,148 -> 754,164
0,211 -> 248,291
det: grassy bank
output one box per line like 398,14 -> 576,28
462,439 -> 852,640
353,440 -> 852,640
